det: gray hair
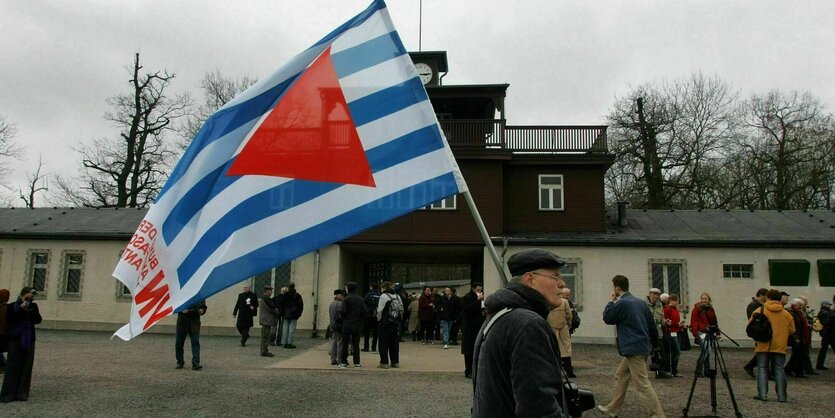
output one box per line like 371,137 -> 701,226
790,298 -> 804,307
509,275 -> 525,285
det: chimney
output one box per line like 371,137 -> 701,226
617,202 -> 628,226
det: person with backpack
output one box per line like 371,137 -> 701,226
376,281 -> 403,369
362,282 -> 381,352
547,289 -> 574,377
815,298 -> 834,370
749,289 -> 795,402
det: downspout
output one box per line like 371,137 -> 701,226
311,249 -> 321,338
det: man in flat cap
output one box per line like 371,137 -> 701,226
646,288 -> 671,379
472,248 -> 569,417
259,286 -> 279,357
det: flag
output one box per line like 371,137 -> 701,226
112,0 -> 466,340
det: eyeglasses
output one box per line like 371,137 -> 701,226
530,272 -> 562,282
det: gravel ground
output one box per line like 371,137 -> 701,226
1,330 -> 833,417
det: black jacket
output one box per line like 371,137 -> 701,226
278,290 -> 304,320
339,293 -> 367,328
438,295 -> 460,321
233,291 -> 258,328
746,298 -> 763,320
364,288 -> 381,319
460,290 -> 485,357
472,284 -> 566,418
177,301 -> 207,333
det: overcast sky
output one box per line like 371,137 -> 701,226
1,0 -> 834,205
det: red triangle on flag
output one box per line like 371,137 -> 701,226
227,46 -> 376,187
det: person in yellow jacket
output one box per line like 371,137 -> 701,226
749,289 -> 796,402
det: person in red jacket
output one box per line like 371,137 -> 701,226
663,294 -> 685,377
691,292 -> 718,377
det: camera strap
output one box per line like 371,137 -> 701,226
476,307 -> 570,416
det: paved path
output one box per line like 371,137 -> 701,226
269,340 -> 468,372
1,330 -> 832,417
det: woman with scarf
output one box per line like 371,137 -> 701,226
1,287 -> 42,402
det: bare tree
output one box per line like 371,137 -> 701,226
56,53 -> 192,208
178,69 -> 256,150
19,154 -> 49,208
738,90 -> 834,209
0,114 -> 23,187
606,73 -> 739,209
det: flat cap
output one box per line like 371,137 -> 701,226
507,249 -> 565,277
649,288 -> 661,294
780,291 -> 790,297
822,300 -> 833,306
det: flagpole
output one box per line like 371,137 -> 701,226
461,190 -> 510,288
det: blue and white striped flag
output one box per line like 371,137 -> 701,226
113,0 -> 466,340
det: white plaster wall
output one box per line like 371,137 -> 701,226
483,245 -> 834,346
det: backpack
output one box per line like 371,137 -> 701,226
381,293 -> 404,325
746,306 -> 772,343
570,305 -> 581,332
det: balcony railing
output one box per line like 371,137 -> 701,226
439,119 -> 607,153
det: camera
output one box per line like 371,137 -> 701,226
563,381 -> 595,417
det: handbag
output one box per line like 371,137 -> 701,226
678,329 -> 692,351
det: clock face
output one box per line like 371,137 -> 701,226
415,62 -> 433,85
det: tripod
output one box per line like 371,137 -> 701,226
682,327 -> 743,418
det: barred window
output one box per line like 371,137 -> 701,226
27,250 -> 50,293
560,259 -> 583,311
251,262 -> 292,293
59,250 -> 85,299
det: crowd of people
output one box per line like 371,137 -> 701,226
325,281 -> 487,372
2,253 -> 833,414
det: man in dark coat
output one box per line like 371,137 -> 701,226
176,300 -> 207,370
258,286 -> 279,357
1,287 -> 42,402
277,283 -> 304,349
362,282 -> 381,352
460,282 -> 484,378
816,299 -> 835,370
472,249 -> 568,417
338,281 -> 367,367
232,285 -> 258,346
743,288 -> 768,377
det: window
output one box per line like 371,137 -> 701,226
418,195 -> 457,210
768,259 -> 810,286
560,259 -> 583,311
116,251 -> 132,301
59,251 -> 85,298
819,260 -> 835,287
538,175 -> 564,211
723,264 -> 753,279
430,196 -> 456,210
251,262 -> 292,293
26,250 -> 50,294
650,260 -> 688,304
